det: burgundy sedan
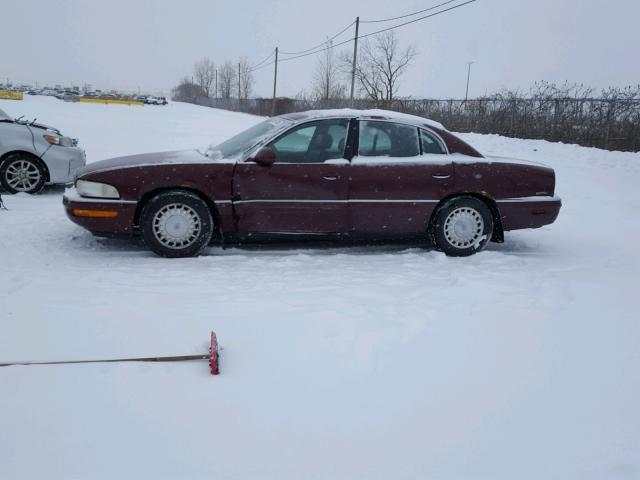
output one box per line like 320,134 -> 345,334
63,109 -> 561,257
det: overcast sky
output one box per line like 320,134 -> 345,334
2,0 -> 639,98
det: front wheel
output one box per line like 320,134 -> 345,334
431,196 -> 494,257
0,154 -> 47,194
140,191 -> 214,258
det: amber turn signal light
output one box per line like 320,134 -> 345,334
72,209 -> 119,218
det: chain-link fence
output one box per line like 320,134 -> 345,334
187,96 -> 640,152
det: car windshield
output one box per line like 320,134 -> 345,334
204,117 -> 293,160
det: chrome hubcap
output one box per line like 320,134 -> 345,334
152,203 -> 202,249
5,160 -> 41,192
444,207 -> 484,249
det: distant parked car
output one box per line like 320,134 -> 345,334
142,96 -> 167,105
0,108 -> 85,193
64,109 -> 561,258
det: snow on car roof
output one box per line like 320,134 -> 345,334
282,108 -> 445,130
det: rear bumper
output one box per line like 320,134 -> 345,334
63,187 -> 137,236
496,195 -> 562,231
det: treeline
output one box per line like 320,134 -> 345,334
189,82 -> 640,152
173,31 -> 417,104
172,57 -> 255,102
172,33 -> 640,151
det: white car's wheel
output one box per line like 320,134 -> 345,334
0,154 -> 47,194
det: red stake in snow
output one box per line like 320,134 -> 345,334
0,331 -> 220,376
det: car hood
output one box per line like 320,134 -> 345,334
0,112 -> 61,134
78,149 -> 210,176
30,122 -> 62,133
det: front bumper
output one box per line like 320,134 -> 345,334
44,146 -> 86,184
63,187 -> 137,236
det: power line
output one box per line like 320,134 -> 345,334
249,59 -> 277,73
280,20 -> 355,56
250,51 -> 275,70
278,37 -> 354,63
358,0 -> 477,40
277,0 -> 476,64
360,0 -> 459,24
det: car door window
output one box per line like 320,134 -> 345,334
270,119 -> 349,163
358,121 -> 420,157
420,129 -> 446,154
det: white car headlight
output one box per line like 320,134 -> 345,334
76,180 -> 120,199
43,134 -> 75,147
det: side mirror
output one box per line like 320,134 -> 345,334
252,147 -> 276,167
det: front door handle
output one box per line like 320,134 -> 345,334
432,174 -> 451,179
323,176 -> 338,181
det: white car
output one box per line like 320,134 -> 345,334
0,108 -> 85,193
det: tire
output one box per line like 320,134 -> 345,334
431,196 -> 494,257
140,190 -> 214,258
0,154 -> 47,194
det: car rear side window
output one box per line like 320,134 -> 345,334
359,121 -> 420,157
420,129 -> 446,154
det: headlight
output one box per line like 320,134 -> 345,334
76,180 -> 120,199
44,134 -> 75,147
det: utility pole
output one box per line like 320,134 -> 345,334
238,62 -> 241,102
272,47 -> 279,116
215,69 -> 218,99
465,61 -> 474,101
349,17 -> 360,107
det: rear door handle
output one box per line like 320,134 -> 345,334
432,174 -> 451,179
323,176 -> 338,181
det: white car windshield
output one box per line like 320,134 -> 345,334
204,117 -> 292,160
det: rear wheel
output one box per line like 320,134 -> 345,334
140,191 -> 214,258
431,196 -> 494,256
0,154 -> 46,194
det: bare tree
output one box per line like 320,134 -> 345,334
238,57 -> 254,100
311,41 -> 346,101
193,58 -> 216,98
171,77 -> 206,101
218,61 -> 236,99
348,31 -> 416,102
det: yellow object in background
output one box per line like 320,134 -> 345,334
79,97 -> 143,106
0,90 -> 23,100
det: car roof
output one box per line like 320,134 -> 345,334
281,108 -> 445,130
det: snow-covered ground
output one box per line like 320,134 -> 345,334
1,95 -> 638,480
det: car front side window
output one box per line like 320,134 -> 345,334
269,119 -> 349,164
